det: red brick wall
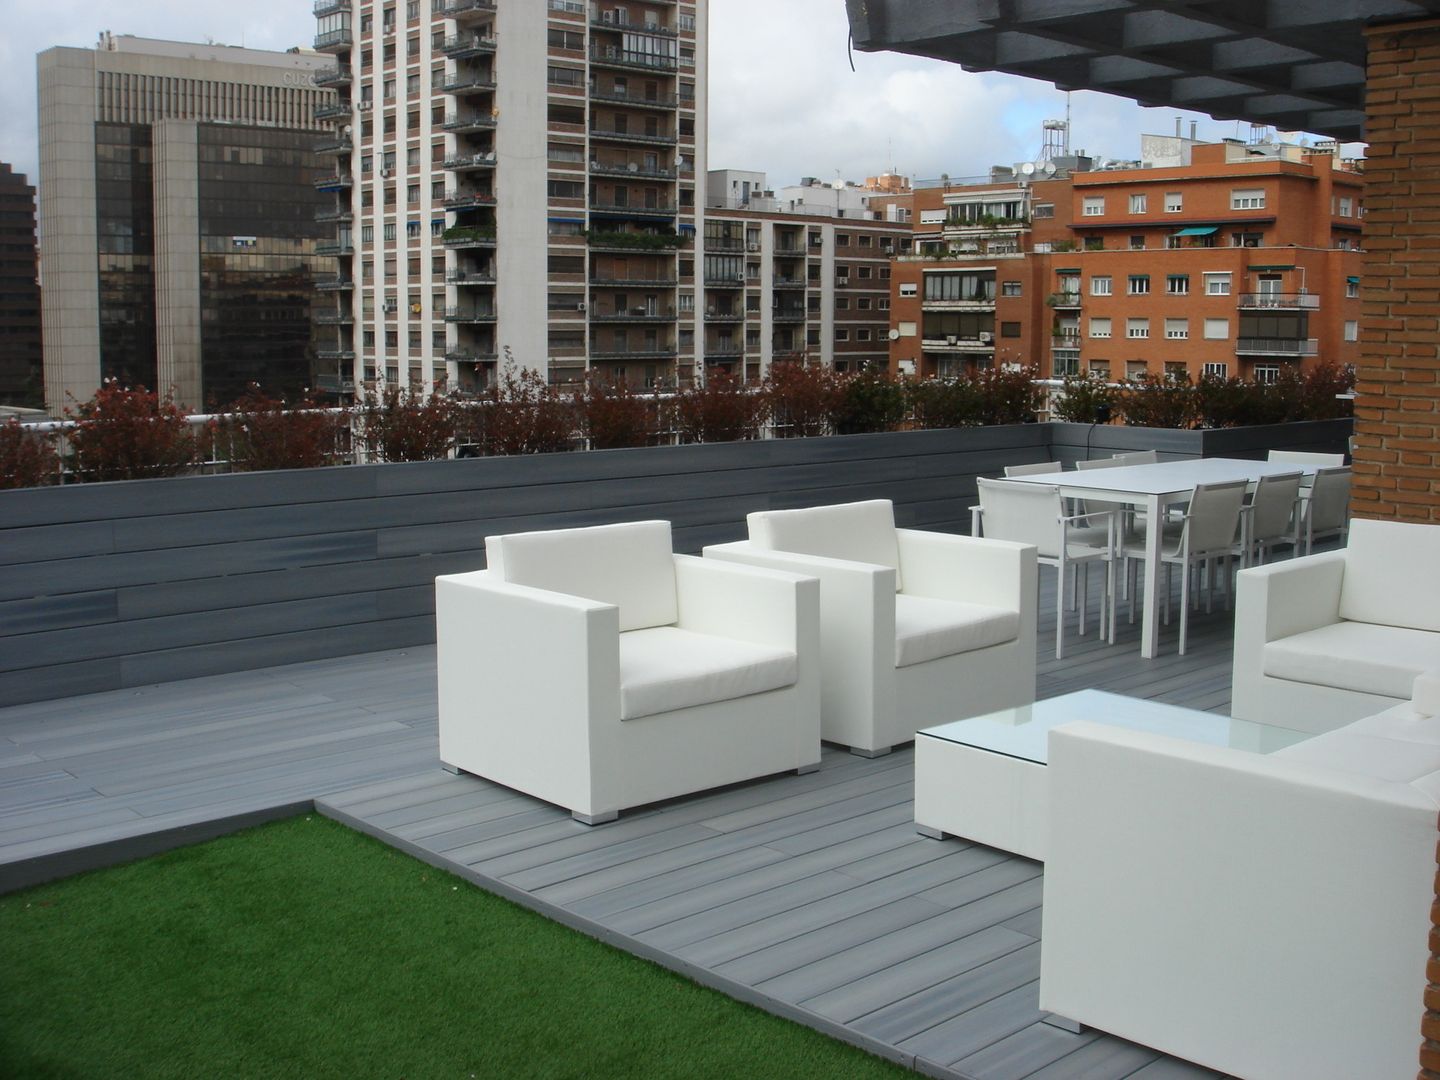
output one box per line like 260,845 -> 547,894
1359,20 -> 1440,525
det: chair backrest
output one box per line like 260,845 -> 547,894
748,499 -> 902,590
1307,466 -> 1352,534
1075,457 -> 1125,472
1249,470 -> 1304,542
976,478 -> 1063,558
486,519 -> 677,632
1339,517 -> 1440,632
1268,449 -> 1346,467
1004,461 -> 1062,477
1074,457 -> 1127,517
1113,449 -> 1159,465
1181,480 -> 1249,555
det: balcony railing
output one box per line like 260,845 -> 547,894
441,34 -> 497,58
314,207 -> 353,224
441,190 -> 498,209
588,162 -> 677,180
442,226 -> 497,247
587,86 -> 679,110
314,276 -> 354,291
704,311 -> 743,322
772,277 -> 807,289
440,113 -> 497,132
923,296 -> 997,309
590,276 -> 678,287
444,307 -> 498,323
315,241 -> 354,256
589,308 -> 678,322
314,137 -> 353,155
589,46 -> 679,72
314,101 -> 351,122
588,128 -> 677,146
589,347 -> 678,360
446,272 -> 496,286
439,74 -> 497,95
585,230 -> 688,251
1047,292 -> 1082,308
444,152 -> 497,172
1235,338 -> 1319,356
445,347 -> 499,362
314,29 -> 353,51
772,310 -> 807,323
314,0 -> 347,14
317,348 -> 357,361
315,311 -> 354,325
442,0 -> 496,20
590,201 -> 676,217
1237,293 -> 1321,310
922,336 -> 996,351
314,67 -> 351,88
704,274 -> 744,287
591,17 -> 677,37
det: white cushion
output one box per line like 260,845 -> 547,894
748,500 -> 902,591
1346,704 -> 1440,745
487,520 -> 677,633
1338,519 -> 1440,633
1414,671 -> 1440,718
1262,621 -> 1440,701
618,626 -> 797,721
1271,729 -> 1440,783
893,593 -> 1020,669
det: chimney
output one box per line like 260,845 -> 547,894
1175,116 -> 1182,137
1190,120 -> 1198,141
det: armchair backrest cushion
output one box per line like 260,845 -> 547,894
748,499 -> 902,591
1339,518 -> 1440,633
486,519 -> 678,632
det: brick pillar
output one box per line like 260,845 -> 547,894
1358,20 -> 1440,524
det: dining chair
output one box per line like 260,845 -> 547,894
1113,449 -> 1159,465
1237,470 -> 1303,566
1302,466 -> 1352,554
975,477 -> 1116,659
1268,450 -> 1345,468
1004,461 -> 1063,477
1122,479 -> 1249,655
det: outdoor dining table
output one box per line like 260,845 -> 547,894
1005,457 -> 1319,659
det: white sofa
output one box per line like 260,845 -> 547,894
436,520 -> 821,823
704,500 -> 1037,756
1232,517 -> 1440,732
1039,670 -> 1440,1080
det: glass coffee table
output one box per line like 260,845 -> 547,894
914,689 -> 1311,861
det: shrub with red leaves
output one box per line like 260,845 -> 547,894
66,380 -> 199,482
767,360 -> 845,438
356,384 -> 463,462
480,368 -> 576,456
218,385 -> 344,472
674,369 -> 768,444
578,372 -> 656,450
0,419 -> 60,489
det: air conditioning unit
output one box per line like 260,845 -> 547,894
576,302 -> 586,312
747,242 -> 760,252
946,335 -> 958,345
601,9 -> 613,22
979,332 -> 993,343
379,168 -> 392,179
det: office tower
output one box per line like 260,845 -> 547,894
311,0 -> 706,394
38,33 -> 336,414
0,163 -> 42,408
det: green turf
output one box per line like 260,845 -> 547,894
0,814 -> 915,1079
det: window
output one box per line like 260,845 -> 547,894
383,223 -> 396,241
679,12 -> 695,30
547,66 -> 584,88
1126,318 -> 1149,339
1033,203 -> 1055,219
1203,362 -> 1229,378
1091,275 -> 1112,296
361,224 -> 374,243
857,265 -> 872,279
1346,279 -> 1360,299
1129,193 -> 1147,214
407,73 -> 420,95
858,234 -> 872,248
407,147 -> 420,168
1203,318 -> 1230,340
547,179 -> 584,198
1165,192 -> 1183,213
899,282 -> 918,298
1089,360 -> 1110,378
835,233 -> 850,247
1204,273 -> 1232,296
1231,188 -> 1266,210
1128,275 -> 1150,295
1002,281 -> 1021,297
1083,236 -> 1103,251
898,320 -> 917,337
1167,275 -> 1189,295
835,328 -> 849,342
857,297 -> 872,310
407,184 -> 419,204
1338,196 -> 1354,217
1001,321 -> 1021,338
1130,235 -> 1145,251
878,299 -> 889,312
1082,196 -> 1105,217
835,297 -> 850,311
1165,318 -> 1189,340
856,329 -> 872,342
1344,320 -> 1359,342
1089,317 -> 1112,339
384,79 -> 396,100
1231,231 -> 1263,248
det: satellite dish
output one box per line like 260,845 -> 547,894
887,328 -> 901,341
627,162 -> 638,172
1042,162 -> 1057,176
1020,162 -> 1036,176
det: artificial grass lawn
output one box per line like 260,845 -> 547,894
0,814 -> 915,1080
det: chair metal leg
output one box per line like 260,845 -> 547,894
1179,556 -> 1191,655
573,809 -> 619,825
1055,562 -> 1066,660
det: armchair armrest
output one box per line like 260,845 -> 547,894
673,554 -> 816,653
1234,550 -> 1346,647
1041,720 -> 1434,1080
895,528 -> 1036,611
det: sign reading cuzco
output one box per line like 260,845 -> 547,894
282,72 -> 319,88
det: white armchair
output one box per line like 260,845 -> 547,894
1039,673 -> 1440,1080
704,500 -> 1036,756
436,520 -> 820,823
1232,517 -> 1440,732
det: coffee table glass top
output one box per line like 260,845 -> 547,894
919,689 -> 1312,765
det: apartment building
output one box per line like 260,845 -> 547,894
704,176 -> 911,377
38,34 -> 335,414
888,138 -> 1365,383
0,163 -> 42,408
312,0 -> 706,394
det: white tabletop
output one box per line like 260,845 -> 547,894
1006,457 -> 1318,497
918,689 -> 1310,764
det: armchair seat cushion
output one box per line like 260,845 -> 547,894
619,626 -> 798,721
1346,702 -> 1440,746
893,593 -> 1020,669
1271,728 -> 1440,785
1262,621 -> 1440,700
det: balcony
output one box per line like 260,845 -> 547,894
589,46 -> 679,72
587,86 -> 679,110
704,344 -> 744,359
772,246 -> 806,257
314,67 -> 351,88
772,277 -> 807,289
1051,333 -> 1082,349
313,173 -> 353,191
314,207 -> 353,224
445,347 -> 499,362
1047,292 -> 1082,309
589,200 -> 677,219
444,307 -> 497,323
314,311 -> 354,326
441,190 -> 498,210
1235,338 -> 1320,356
704,274 -> 744,288
316,348 -> 356,361
922,295 -> 996,311
439,73 -> 497,96
441,34 -> 497,59
314,28 -> 353,51
314,101 -> 352,122
589,346 -> 678,360
586,231 -> 688,252
313,0 -> 347,13
588,309 -> 678,324
588,161 -> 677,181
314,136 -> 353,156
772,309 -> 807,324
314,276 -> 354,291
922,335 -> 996,352
446,271 -> 496,287
590,276 -> 678,287
1238,292 -> 1321,310
315,241 -> 355,257
312,372 -> 355,394
591,17 -> 677,37
589,127 -> 677,147
442,226 -> 496,249
444,152 -> 497,172
704,311 -> 744,322
443,0 -> 496,22
440,113 -> 497,133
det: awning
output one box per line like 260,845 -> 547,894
1347,275 -> 1361,284
1055,267 -> 1081,274
1172,226 -> 1218,237
548,216 -> 585,224
1249,264 -> 1295,271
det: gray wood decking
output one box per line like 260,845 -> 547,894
0,565 -> 1246,1080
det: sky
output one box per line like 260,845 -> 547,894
0,0 -> 1290,190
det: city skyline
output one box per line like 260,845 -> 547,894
3,0 -> 1268,191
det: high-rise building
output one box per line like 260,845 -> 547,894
0,163 -> 42,408
886,137 -> 1365,383
38,34 -> 337,414
311,0 -> 706,394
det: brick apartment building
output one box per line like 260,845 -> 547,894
883,136 -> 1365,383
0,163 -> 42,408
